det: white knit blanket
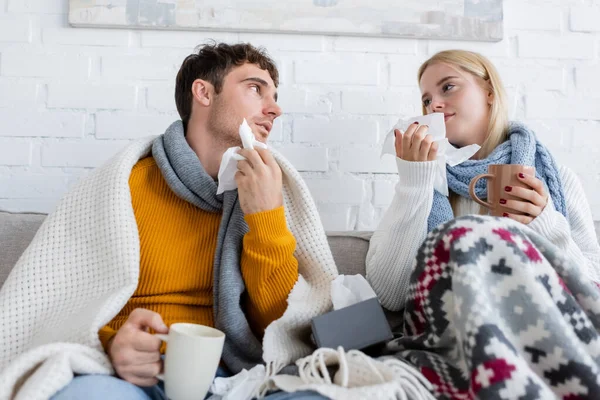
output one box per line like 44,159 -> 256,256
0,137 -> 340,400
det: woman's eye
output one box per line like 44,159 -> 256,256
423,99 -> 431,107
443,83 -> 455,92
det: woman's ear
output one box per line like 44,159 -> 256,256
487,90 -> 494,106
191,79 -> 213,107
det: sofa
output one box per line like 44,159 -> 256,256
2,211 -> 599,330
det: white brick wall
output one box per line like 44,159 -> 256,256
1,0 -> 600,231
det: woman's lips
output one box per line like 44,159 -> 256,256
444,113 -> 455,122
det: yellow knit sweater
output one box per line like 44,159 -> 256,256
98,157 -> 299,351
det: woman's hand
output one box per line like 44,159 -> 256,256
395,122 -> 438,162
502,172 -> 549,224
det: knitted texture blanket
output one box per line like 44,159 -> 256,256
395,215 -> 600,399
0,136 -> 338,400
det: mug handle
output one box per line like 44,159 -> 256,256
468,174 -> 494,209
154,334 -> 169,381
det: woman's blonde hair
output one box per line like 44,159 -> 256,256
417,50 -> 510,214
417,50 -> 509,158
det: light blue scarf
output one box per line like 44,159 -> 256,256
427,122 -> 567,232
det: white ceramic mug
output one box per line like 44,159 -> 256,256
155,323 -> 225,400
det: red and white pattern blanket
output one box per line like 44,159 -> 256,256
390,215 -> 600,399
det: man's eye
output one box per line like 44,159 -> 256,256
250,85 -> 260,93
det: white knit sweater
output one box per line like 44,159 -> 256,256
0,137 -> 339,400
367,157 -> 600,312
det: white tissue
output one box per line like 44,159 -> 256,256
216,119 -> 268,195
381,113 -> 480,196
208,365 -> 266,400
331,275 -> 377,310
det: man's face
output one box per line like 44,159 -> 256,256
207,63 -> 282,147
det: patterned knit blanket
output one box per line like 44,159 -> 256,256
390,215 -> 600,399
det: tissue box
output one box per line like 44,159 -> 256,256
311,298 -> 393,355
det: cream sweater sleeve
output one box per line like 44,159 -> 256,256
366,157 -> 437,311
528,166 -> 600,281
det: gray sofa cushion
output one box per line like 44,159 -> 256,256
0,212 -> 45,286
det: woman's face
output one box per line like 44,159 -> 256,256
419,62 -> 493,148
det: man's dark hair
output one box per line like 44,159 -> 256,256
175,42 -> 279,127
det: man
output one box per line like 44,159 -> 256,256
0,43 -> 335,400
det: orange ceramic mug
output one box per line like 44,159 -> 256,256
468,164 -> 536,217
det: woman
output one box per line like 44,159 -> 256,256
368,50 -> 600,399
368,50 -> 600,312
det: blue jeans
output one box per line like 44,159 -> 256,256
51,368 -> 329,400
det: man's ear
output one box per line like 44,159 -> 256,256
191,79 -> 213,107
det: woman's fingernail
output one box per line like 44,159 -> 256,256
499,199 -> 507,205
518,173 -> 525,179
505,186 -> 512,192
413,121 -> 419,125
503,213 -> 509,217
394,130 -> 397,137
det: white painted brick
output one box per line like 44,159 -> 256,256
295,57 -> 380,86
333,37 -> 417,54
518,33 -> 595,59
1,52 -> 89,78
42,140 -> 129,168
342,90 -> 421,116
96,112 -> 177,139
8,0 -> 67,13
0,139 -> 31,166
496,64 -> 564,91
576,66 -> 600,93
43,27 -> 130,46
0,174 -> 68,198
273,146 -> 328,172
102,56 -> 178,80
268,118 -> 284,142
147,85 -> 176,111
428,39 -> 510,58
505,4 -> 562,31
305,176 -> 365,204
526,92 -> 600,120
141,31 -> 239,48
0,81 -> 37,108
569,121 -> 600,155
339,148 -> 396,173
0,109 -> 85,137
0,16 -> 30,42
389,57 -> 426,87
293,118 -> 378,145
278,88 -> 335,114
570,6 -> 600,32
48,83 -> 136,110
373,179 -> 398,206
238,33 -> 324,52
316,204 -> 353,231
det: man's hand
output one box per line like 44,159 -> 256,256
108,308 -> 168,387
235,148 -> 283,215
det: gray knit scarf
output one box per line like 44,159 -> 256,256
152,120 -> 262,374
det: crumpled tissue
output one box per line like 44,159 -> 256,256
381,112 -> 480,196
330,274 -> 377,310
216,119 -> 268,195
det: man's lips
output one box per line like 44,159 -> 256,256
255,122 -> 272,133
